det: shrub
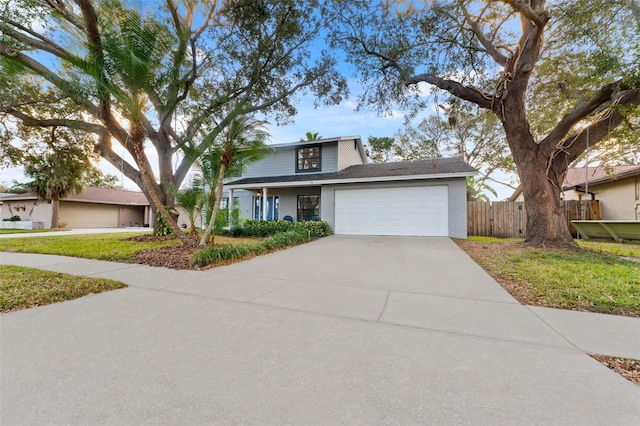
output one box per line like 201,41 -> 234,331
192,228 -> 318,267
220,219 -> 333,238
2,215 -> 22,222
294,220 -> 333,237
232,219 -> 294,237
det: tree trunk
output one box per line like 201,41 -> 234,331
51,193 -> 60,229
129,124 -> 193,245
518,155 -> 574,247
199,162 -> 227,247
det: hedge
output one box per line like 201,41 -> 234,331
220,219 -> 332,238
192,227 -> 324,267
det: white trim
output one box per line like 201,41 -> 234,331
225,171 -> 475,190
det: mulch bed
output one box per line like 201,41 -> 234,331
591,355 -> 640,385
130,244 -> 197,270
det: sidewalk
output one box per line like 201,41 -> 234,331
2,251 -> 639,360
1,237 -> 639,425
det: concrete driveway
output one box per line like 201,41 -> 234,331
1,236 -> 639,425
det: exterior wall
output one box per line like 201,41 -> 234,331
561,189 -> 581,201
595,177 -> 638,220
337,138 -> 365,170
242,142 -> 339,178
118,206 -> 145,227
321,178 -> 468,238
561,176 -> 639,220
0,199 -> 53,228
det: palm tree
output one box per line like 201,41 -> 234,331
199,117 -> 269,247
301,132 -> 323,141
23,145 -> 89,228
466,177 -> 497,202
173,185 -> 203,238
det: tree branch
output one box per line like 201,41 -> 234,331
540,79 -> 636,149
406,73 -> 495,110
499,0 -> 550,27
459,1 -> 508,66
560,89 -> 640,164
0,44 -> 99,115
0,19 -> 73,60
40,0 -> 85,31
0,107 -> 106,133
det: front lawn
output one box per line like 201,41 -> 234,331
0,232 -> 179,261
0,265 -> 127,312
0,221 -> 333,269
455,237 -> 640,317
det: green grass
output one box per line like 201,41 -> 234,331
506,249 -> 638,315
578,240 -> 640,258
467,236 -> 521,243
0,228 -> 65,234
0,232 -> 179,261
458,238 -> 640,316
0,265 -> 127,312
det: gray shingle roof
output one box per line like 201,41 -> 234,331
227,158 -> 476,186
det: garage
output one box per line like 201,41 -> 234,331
334,185 -> 449,236
59,202 -> 119,228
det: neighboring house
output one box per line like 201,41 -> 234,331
561,165 -> 640,220
0,187 -> 151,228
223,136 -> 476,237
509,165 -> 640,220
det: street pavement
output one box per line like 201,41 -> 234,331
1,235 -> 639,425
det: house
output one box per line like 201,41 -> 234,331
0,187 -> 151,228
509,165 -> 640,220
223,136 -> 476,237
561,165 -> 640,220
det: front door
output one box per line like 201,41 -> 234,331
254,196 -> 279,220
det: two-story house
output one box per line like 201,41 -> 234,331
223,136 -> 476,238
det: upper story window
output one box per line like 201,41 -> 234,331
296,145 -> 321,172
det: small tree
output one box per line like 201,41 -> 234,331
366,136 -> 396,163
199,117 -> 269,247
23,144 -> 90,228
173,185 -> 203,238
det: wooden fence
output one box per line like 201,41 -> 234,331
467,200 -> 601,238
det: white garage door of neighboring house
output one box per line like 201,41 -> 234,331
334,186 -> 449,236
59,202 -> 119,228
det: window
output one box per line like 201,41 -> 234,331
296,145 -> 321,172
220,197 -> 239,210
297,195 -> 320,221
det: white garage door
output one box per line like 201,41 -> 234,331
334,186 -> 449,236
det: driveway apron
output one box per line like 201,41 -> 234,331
1,235 -> 639,425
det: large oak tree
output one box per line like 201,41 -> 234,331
0,0 -> 345,242
330,0 -> 640,246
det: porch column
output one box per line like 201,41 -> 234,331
228,188 -> 234,226
262,187 -> 268,221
